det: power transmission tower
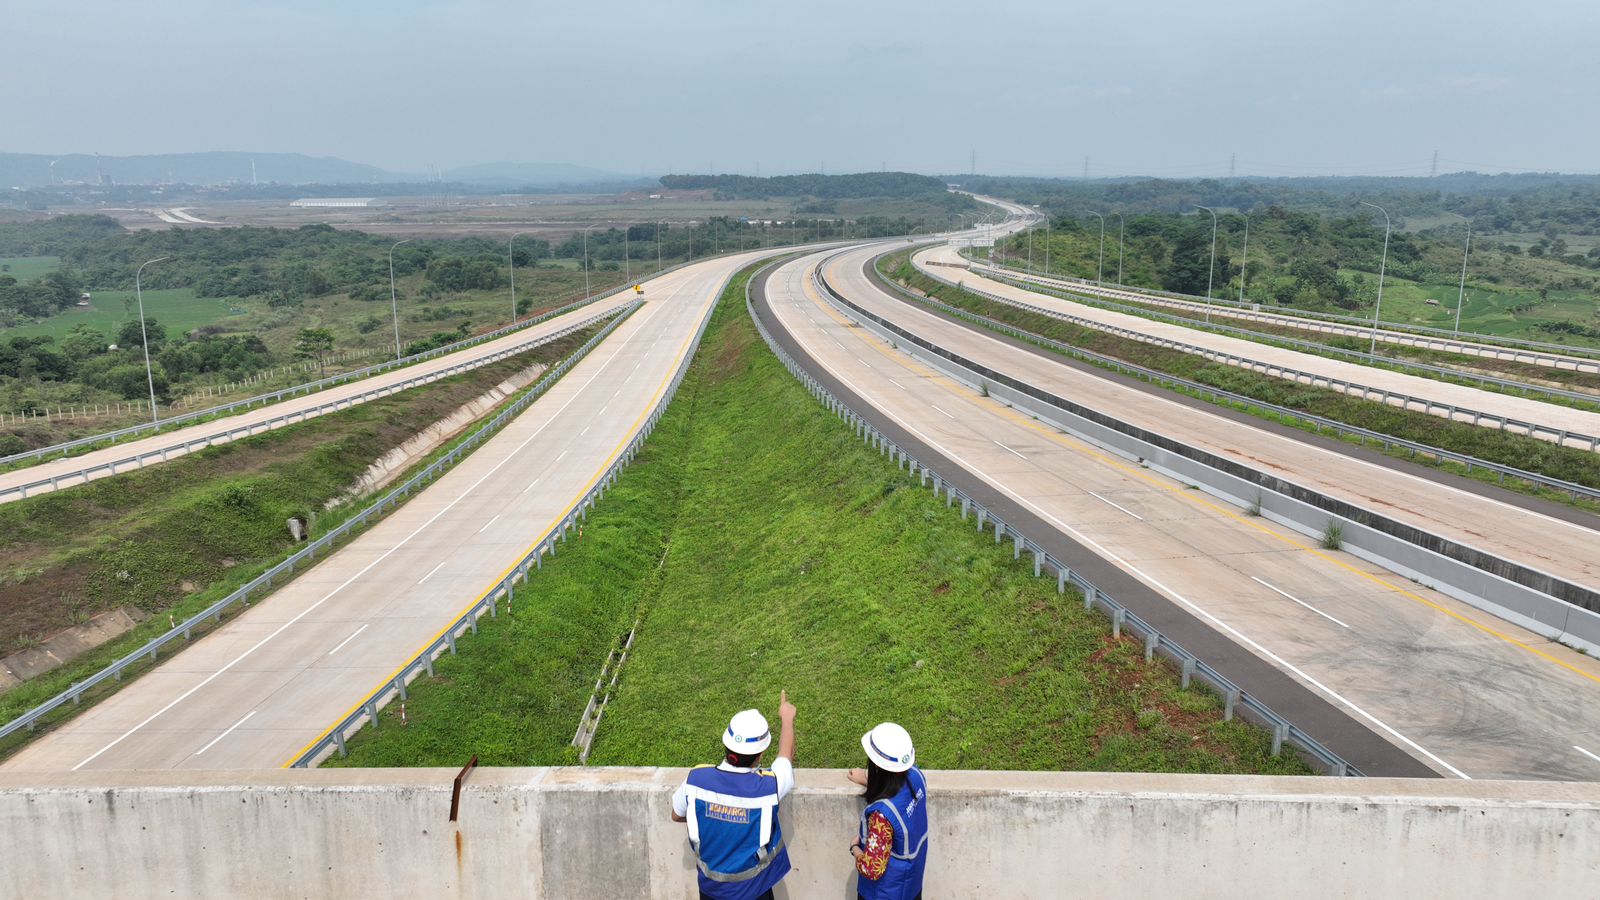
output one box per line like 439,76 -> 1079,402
1083,156 -> 1089,179
1230,153 -> 1237,177
1431,150 -> 1439,177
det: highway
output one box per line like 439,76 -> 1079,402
975,263 -> 1600,377
758,241 -> 1600,780
2,249 -> 768,771
916,244 -> 1600,450
0,294 -> 635,504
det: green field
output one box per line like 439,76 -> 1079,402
3,287 -> 249,342
0,256 -> 60,281
329,263 -> 1305,775
1333,268 -> 1600,342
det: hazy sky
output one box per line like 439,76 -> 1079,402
6,0 -> 1596,177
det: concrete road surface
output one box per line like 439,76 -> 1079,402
918,244 -> 1600,449
3,249 -> 772,772
765,244 -> 1600,780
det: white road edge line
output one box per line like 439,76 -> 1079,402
1576,745 -> 1600,765
327,624 -> 369,656
67,293 -> 680,771
1086,490 -> 1142,521
195,711 -> 255,756
1250,576 -> 1351,629
778,274 -> 1470,779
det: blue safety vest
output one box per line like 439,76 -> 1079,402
857,767 -> 929,900
683,764 -> 791,900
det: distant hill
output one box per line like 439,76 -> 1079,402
659,172 -> 953,200
0,151 -> 389,188
441,161 -> 636,186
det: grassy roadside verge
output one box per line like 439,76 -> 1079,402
886,252 -> 1600,506
332,261 -> 1308,775
0,322 -> 604,756
981,261 -> 1600,399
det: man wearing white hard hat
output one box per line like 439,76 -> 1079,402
671,691 -> 798,900
847,722 -> 929,900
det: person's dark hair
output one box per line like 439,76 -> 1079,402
724,744 -> 761,768
862,758 -> 909,803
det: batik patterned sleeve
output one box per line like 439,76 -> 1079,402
856,811 -> 893,880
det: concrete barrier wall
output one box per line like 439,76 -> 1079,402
1,768 -> 1596,899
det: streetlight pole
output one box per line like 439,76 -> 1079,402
1027,225 -> 1033,271
623,223 -> 631,282
1444,212 -> 1472,336
1360,201 -> 1391,355
388,238 -> 413,360
1238,214 -> 1249,304
581,224 -> 600,300
1088,211 -> 1106,285
508,231 -> 529,324
1044,218 -> 1051,275
657,220 -> 666,273
135,255 -> 170,423
1113,213 -> 1125,286
1193,204 -> 1218,322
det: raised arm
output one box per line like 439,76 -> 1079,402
777,690 -> 797,762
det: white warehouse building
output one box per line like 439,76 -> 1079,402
289,197 -> 384,208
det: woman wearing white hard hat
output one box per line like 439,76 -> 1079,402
848,722 -> 929,900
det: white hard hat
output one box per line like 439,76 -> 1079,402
861,722 -> 915,773
723,709 -> 772,754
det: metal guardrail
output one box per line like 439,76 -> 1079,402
747,267 -> 1360,776
1,286 -> 637,471
0,302 -> 641,748
876,259 -> 1600,503
0,305 -> 628,503
980,257 -> 1600,368
285,260 -> 742,768
973,265 -> 1600,406
913,260 -> 1600,453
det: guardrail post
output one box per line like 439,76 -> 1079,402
1112,607 -> 1125,639
446,632 -> 457,655
1271,724 -> 1288,756
994,520 -> 1003,543
1012,533 -> 1022,559
333,728 -> 347,757
1180,658 -> 1195,689
1032,549 -> 1041,577
1224,689 -> 1239,721
961,498 -> 970,520
1057,568 -> 1067,594
1143,631 -> 1157,662
1083,588 -> 1095,611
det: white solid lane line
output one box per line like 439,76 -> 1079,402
1086,490 -> 1143,521
1576,745 -> 1600,765
195,711 -> 255,756
1250,576 -> 1351,629
68,297 -> 678,772
994,440 -> 1027,460
476,514 -> 501,535
327,624 -> 368,656
417,560 -> 448,585
784,282 -> 1469,779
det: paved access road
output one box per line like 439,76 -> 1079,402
764,243 -> 1600,780
918,244 -> 1600,449
0,293 -> 635,504
4,249 -> 771,772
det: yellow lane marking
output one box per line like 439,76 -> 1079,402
283,269 -> 722,767
801,254 -> 1600,687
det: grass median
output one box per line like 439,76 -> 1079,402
331,262 -> 1308,775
